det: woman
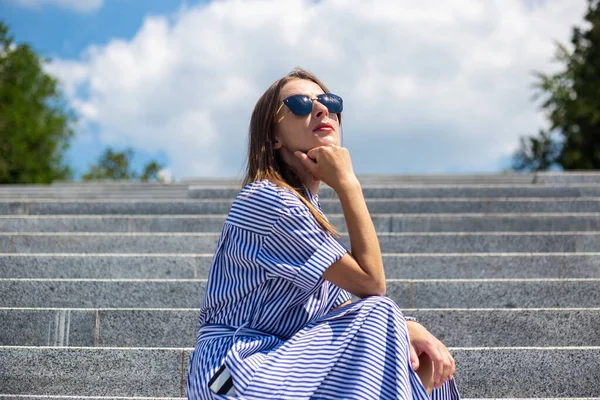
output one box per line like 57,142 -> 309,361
187,67 -> 460,399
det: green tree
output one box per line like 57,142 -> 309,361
512,130 -> 563,172
512,0 -> 600,171
0,20 -> 76,183
82,146 -> 166,182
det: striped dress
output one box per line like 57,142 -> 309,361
186,179 -> 460,399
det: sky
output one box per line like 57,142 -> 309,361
0,0 -> 589,182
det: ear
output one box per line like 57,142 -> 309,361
273,137 -> 282,150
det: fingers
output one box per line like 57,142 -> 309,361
408,322 -> 456,390
306,143 -> 336,158
409,342 -> 420,371
432,341 -> 455,389
422,340 -> 444,387
294,151 -> 318,177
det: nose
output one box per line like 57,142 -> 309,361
311,98 -> 329,117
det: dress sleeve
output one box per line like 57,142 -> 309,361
331,287 -> 352,309
255,203 -> 349,292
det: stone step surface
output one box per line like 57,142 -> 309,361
2,174 -> 599,399
0,346 -> 598,398
534,172 -> 600,184
1,232 -> 598,253
182,173 -> 537,184
188,184 -> 600,199
1,307 -> 597,348
0,194 -> 191,200
1,279 -> 598,309
5,183 -> 600,200
0,184 -> 191,200
2,198 -> 600,215
1,253 -> 598,279
0,397 -> 186,400
5,396 -> 595,400
2,213 -> 600,233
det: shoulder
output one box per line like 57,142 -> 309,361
235,179 -> 306,210
226,179 -> 306,233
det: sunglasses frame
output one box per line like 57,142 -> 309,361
275,93 -> 343,117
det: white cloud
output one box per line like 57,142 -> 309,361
157,168 -> 174,183
10,0 -> 103,13
48,0 -> 588,180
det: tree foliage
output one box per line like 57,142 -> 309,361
512,129 -> 563,172
0,20 -> 76,183
512,0 -> 600,171
82,147 -> 167,182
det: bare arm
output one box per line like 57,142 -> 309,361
292,145 -> 386,298
321,177 -> 386,297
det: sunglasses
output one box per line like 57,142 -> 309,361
276,93 -> 343,117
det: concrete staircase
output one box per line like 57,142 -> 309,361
0,171 -> 599,399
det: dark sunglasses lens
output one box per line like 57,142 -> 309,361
284,95 -> 313,116
284,93 -> 344,116
318,94 -> 343,113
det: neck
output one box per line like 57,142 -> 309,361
303,179 -> 320,198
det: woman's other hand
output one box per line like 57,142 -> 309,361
406,320 -> 456,390
293,144 -> 357,193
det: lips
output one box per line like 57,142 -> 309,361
313,123 -> 333,132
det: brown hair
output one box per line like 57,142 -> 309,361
241,67 -> 342,239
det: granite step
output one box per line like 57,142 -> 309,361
0,396 -> 185,400
1,307 -> 597,348
534,172 -> 600,184
2,213 -> 600,233
187,184 -> 600,199
0,346 -> 598,397
5,184 -> 600,200
182,173 -> 536,184
2,198 -> 600,216
15,395 -> 586,399
0,194 -> 191,200
1,253 -> 598,280
0,184 -> 191,200
1,232 -> 598,254
1,279 -> 598,309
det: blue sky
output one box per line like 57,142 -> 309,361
1,0 -> 203,179
1,0 -> 584,181
2,1 -> 196,58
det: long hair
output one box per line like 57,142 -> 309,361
242,67 -> 343,239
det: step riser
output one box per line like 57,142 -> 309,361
0,397 -> 186,400
1,255 -> 598,279
0,348 -> 188,397
2,199 -> 600,215
1,309 -> 598,348
1,233 -> 598,253
2,215 -> 600,233
191,186 -> 600,199
1,281 -> 598,308
454,348 -> 600,397
0,348 -> 598,397
5,186 -> 600,200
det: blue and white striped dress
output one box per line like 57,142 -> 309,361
187,179 -> 460,399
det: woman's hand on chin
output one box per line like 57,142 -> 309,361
279,145 -> 319,184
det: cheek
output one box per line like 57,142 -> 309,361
282,119 -> 309,138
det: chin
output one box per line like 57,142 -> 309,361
316,134 -> 339,145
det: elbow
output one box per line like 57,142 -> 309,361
371,265 -> 386,296
360,276 -> 386,298
373,279 -> 386,297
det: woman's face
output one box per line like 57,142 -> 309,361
273,79 -> 341,154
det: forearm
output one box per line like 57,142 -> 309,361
336,178 -> 386,293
